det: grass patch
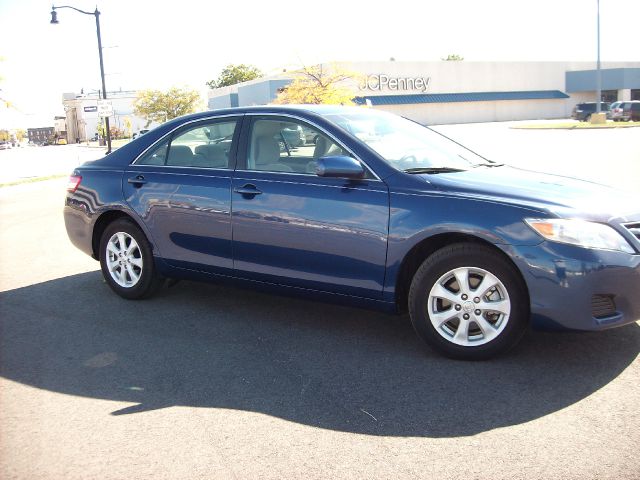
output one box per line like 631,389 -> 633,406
0,174 -> 67,188
512,121 -> 640,130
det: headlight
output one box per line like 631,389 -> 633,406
525,218 -> 635,254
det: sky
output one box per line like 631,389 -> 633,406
1,0 -> 639,127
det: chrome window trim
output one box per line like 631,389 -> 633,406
131,113 -> 242,166
131,111 -> 382,181
243,112 -> 381,181
232,170 -> 387,192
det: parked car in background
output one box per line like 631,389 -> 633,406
132,129 -> 150,140
614,101 -> 640,122
64,105 -> 640,360
302,126 -> 320,145
610,101 -> 624,121
0,141 -> 11,150
571,102 -> 611,121
280,124 -> 305,148
630,102 -> 640,121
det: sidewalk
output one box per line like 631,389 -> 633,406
0,144 -> 105,185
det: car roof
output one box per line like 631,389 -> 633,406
168,104 -> 365,123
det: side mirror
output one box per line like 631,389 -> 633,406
315,156 -> 365,179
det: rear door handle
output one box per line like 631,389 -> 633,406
127,175 -> 147,186
234,184 -> 262,196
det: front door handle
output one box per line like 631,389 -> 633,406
127,175 -> 147,187
234,184 -> 262,196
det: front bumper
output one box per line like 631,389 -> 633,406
509,241 -> 640,331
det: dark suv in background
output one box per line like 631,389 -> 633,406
614,101 -> 640,122
571,102 -> 610,122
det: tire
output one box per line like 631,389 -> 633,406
408,243 -> 528,360
585,115 -> 591,122
99,218 -> 164,299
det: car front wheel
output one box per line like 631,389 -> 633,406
408,243 -> 528,360
99,218 -> 163,299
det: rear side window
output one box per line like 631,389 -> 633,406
136,120 -> 238,168
137,140 -> 168,165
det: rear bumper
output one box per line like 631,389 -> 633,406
509,242 -> 640,331
64,202 -> 95,258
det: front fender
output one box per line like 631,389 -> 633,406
383,191 -> 545,302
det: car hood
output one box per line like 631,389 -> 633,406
424,165 -> 640,223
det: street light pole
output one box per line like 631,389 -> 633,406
51,4 -> 112,153
596,0 -> 602,114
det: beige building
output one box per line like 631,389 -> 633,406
62,90 -> 157,143
208,61 -> 640,125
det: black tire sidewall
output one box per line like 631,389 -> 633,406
408,243 -> 528,360
99,218 -> 161,299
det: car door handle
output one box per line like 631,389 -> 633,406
127,175 -> 147,186
234,184 -> 262,196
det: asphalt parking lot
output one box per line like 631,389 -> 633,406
1,123 -> 639,479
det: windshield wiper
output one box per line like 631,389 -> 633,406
474,163 -> 504,168
403,167 -> 466,174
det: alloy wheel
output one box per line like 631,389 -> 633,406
106,232 -> 143,288
427,267 -> 511,347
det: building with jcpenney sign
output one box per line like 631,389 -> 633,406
207,61 -> 640,125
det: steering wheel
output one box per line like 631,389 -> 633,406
397,154 -> 419,169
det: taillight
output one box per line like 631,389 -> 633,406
67,175 -> 82,193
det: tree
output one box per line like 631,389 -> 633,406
273,64 -> 360,106
207,64 -> 262,89
123,117 -> 132,138
16,129 -> 26,141
134,87 -> 201,126
96,119 -> 106,140
110,126 -> 125,139
442,54 -> 464,61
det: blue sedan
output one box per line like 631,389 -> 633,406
64,105 -> 640,359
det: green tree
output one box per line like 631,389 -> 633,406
273,64 -> 360,106
134,87 -> 201,126
16,129 -> 26,141
123,117 -> 132,138
110,126 -> 125,140
96,119 -> 106,140
442,54 -> 464,61
206,64 -> 262,89
0,130 -> 9,142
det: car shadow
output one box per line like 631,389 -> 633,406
1,271 -> 638,438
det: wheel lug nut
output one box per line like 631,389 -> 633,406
475,309 -> 481,315
463,314 -> 470,320
461,294 -> 468,300
474,297 -> 480,303
455,304 -> 461,311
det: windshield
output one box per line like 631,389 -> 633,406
322,109 -> 491,172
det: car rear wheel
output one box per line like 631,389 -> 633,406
584,114 -> 591,122
408,243 -> 528,360
99,218 -> 164,299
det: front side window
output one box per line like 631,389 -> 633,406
246,118 -> 348,174
136,120 -> 237,168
